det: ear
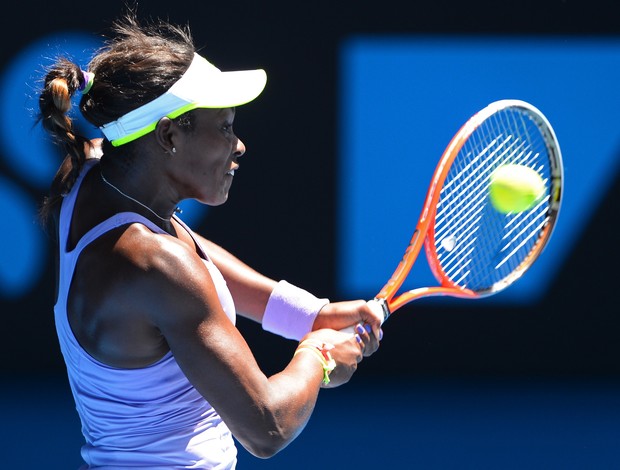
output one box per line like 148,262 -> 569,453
154,117 -> 177,154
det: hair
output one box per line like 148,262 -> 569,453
37,11 -> 196,228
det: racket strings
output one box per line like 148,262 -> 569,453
435,136 -> 524,240
495,210 -> 549,270
432,107 -> 553,293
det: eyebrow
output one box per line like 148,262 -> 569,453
215,107 -> 236,118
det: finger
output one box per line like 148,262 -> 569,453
354,323 -> 367,348
365,299 -> 385,338
360,323 -> 382,356
355,323 -> 379,357
363,339 -> 379,356
354,323 -> 369,342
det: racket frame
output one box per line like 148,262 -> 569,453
375,99 -> 563,317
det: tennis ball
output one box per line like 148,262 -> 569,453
488,164 -> 545,213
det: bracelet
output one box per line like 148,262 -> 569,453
262,280 -> 329,341
294,339 -> 337,385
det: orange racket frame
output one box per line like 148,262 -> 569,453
373,99 -> 562,320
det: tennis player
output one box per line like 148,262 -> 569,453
37,11 -> 382,469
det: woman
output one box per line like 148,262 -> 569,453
37,12 -> 383,469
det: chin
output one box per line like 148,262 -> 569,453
200,194 -> 228,206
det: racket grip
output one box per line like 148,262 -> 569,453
339,299 -> 389,334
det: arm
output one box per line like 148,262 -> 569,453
196,234 -> 384,347
137,234 -> 367,457
195,234 -> 276,322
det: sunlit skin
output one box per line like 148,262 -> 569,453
91,108 -> 243,225
61,107 -> 383,457
162,108 -> 244,207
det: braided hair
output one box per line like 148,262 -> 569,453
37,12 -> 195,227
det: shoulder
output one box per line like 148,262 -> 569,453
80,221 -> 222,331
110,222 -> 207,283
116,224 -> 232,338
76,220 -> 210,307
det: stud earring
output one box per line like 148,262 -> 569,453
171,147 -> 177,154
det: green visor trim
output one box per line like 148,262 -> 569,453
110,103 -> 198,147
100,53 -> 267,147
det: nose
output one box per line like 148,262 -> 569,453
234,137 -> 246,157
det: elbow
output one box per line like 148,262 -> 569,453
230,386 -> 315,458
245,444 -> 281,459
242,428 -> 295,459
238,421 -> 298,459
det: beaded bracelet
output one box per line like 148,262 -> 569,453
262,280 -> 329,340
294,339 -> 336,385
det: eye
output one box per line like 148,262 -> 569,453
221,122 -> 234,134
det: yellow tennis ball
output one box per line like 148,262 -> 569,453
488,164 -> 545,213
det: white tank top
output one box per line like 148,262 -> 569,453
54,159 -> 238,469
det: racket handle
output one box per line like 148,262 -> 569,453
339,299 -> 389,334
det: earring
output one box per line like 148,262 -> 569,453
171,147 -> 177,154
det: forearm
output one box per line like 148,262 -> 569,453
197,237 -> 329,339
230,353 -> 324,457
198,237 -> 277,322
197,235 -> 381,344
168,305 -> 326,458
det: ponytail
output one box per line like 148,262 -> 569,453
37,58 -> 94,227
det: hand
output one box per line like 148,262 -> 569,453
300,328 -> 366,388
312,299 -> 384,357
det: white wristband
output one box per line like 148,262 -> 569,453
262,280 -> 329,340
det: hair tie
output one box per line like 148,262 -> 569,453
79,70 -> 95,94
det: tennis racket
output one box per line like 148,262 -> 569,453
362,99 -> 563,325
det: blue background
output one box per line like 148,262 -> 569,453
2,0 -> 620,468
338,36 -> 620,304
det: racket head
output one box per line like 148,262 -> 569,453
425,99 -> 563,297
377,100 -> 563,314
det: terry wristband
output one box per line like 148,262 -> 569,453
262,280 -> 329,340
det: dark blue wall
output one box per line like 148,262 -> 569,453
1,1 -> 619,468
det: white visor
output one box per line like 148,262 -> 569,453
100,53 -> 267,146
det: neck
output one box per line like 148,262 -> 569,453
99,165 -> 179,222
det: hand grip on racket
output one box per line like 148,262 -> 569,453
344,99 -> 563,333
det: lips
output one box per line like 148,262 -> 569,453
226,164 -> 239,176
